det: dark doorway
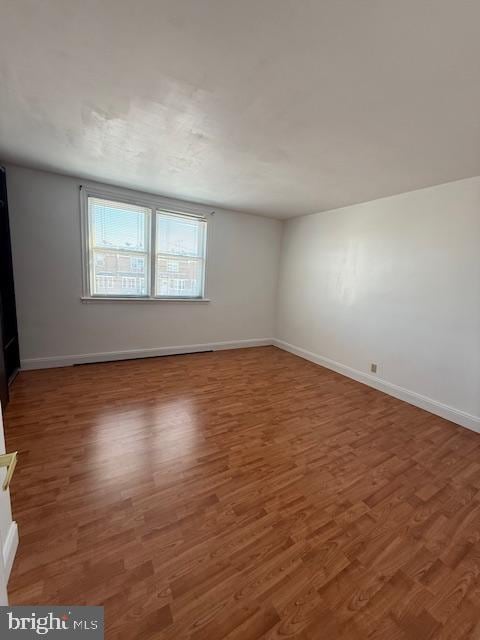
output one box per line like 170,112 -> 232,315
0,166 -> 20,407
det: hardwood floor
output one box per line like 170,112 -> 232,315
4,346 -> 480,639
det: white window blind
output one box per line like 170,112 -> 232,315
84,193 -> 208,300
155,211 -> 206,298
88,197 -> 150,296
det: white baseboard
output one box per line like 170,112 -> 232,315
21,338 -> 273,370
3,521 -> 18,582
273,339 -> 480,434
21,337 -> 480,433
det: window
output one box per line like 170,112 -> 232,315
130,257 -> 145,273
95,275 -> 114,291
82,191 -> 208,299
166,260 -> 179,273
155,212 -> 206,298
121,277 -> 137,289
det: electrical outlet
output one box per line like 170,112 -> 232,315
370,363 -> 378,374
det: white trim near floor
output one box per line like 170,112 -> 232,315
21,339 -> 273,370
273,339 -> 480,434
2,521 -> 18,582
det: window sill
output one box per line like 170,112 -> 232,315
81,296 -> 211,304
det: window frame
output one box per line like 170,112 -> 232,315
80,185 -> 211,302
154,209 -> 207,299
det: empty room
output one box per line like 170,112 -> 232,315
0,1 -> 480,638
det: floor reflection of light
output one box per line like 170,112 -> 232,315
149,398 -> 202,469
86,398 -> 200,492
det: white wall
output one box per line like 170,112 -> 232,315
6,164 -> 480,431
6,165 -> 282,367
0,403 -> 18,590
276,177 -> 480,430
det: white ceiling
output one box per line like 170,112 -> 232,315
1,0 -> 480,219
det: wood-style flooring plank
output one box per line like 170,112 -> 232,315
4,346 -> 480,639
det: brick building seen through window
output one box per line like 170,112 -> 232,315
94,252 -> 199,297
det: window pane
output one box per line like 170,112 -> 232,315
89,197 -> 149,251
92,249 -> 148,296
156,212 -> 206,257
155,256 -> 204,297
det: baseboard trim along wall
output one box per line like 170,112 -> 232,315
20,338 -> 273,370
21,338 -> 480,434
273,339 -> 480,434
3,521 -> 18,582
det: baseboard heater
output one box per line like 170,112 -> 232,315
73,350 -> 214,366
